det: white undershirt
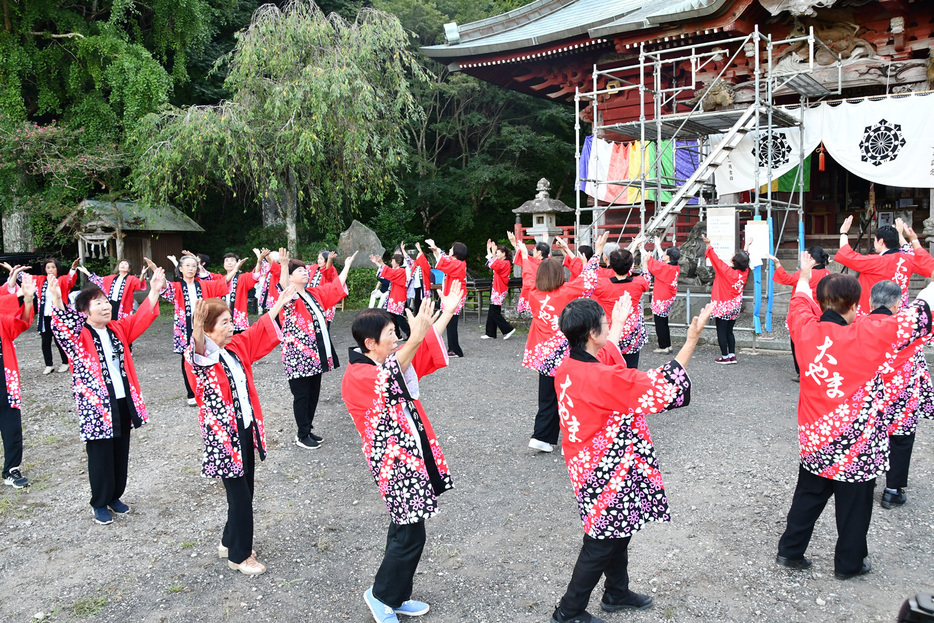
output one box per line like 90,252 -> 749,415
110,275 -> 125,302
219,349 -> 253,428
297,289 -> 332,359
185,281 -> 198,310
93,327 -> 125,399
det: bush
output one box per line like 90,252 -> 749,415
344,266 -> 377,309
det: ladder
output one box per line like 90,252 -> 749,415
640,103 -> 759,236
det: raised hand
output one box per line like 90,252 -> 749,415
47,273 -> 63,308
20,274 -> 36,302
369,254 -> 383,266
438,279 -> 463,313
148,267 -> 166,296
594,231 -> 610,257
278,247 -> 289,266
607,293 -> 633,345
688,303 -> 714,341
182,249 -> 196,258
76,265 -> 91,277
406,296 -> 440,344
70,257 -> 81,271
701,234 -> 711,245
904,226 -> 919,243
840,215 -> 853,235
0,262 -> 11,273
143,257 -> 159,272
192,299 -> 208,333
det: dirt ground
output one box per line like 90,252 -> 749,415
0,307 -> 932,623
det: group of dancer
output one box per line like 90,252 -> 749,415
0,218 -> 932,623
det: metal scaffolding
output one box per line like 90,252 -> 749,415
573,26 -> 842,252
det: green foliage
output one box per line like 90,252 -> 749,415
133,1 -> 431,254
344,266 -> 378,308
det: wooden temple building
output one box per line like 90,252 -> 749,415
422,0 -> 934,259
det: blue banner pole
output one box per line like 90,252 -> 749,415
753,214 -> 762,334
766,216 -> 774,332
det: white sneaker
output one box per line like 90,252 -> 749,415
503,328 -> 516,340
480,335 -> 493,339
57,364 -> 70,373
528,438 -> 554,453
187,398 -> 197,407
653,347 -> 671,354
42,366 -> 54,375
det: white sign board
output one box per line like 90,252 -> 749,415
744,220 -> 770,268
706,207 -> 737,267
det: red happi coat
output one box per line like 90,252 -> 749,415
788,291 -> 931,482
1,305 -> 33,410
592,275 -> 651,354
161,278 -> 230,353
377,264 -> 409,316
705,247 -> 749,320
523,255 -> 600,375
308,264 -> 338,322
275,277 -> 348,380
834,244 -> 913,314
564,255 -> 614,281
342,328 -> 453,525
487,256 -> 511,306
772,264 -> 831,329
435,253 -> 466,315
646,257 -> 681,317
517,253 -> 541,313
863,309 -> 934,436
184,314 -> 281,479
412,253 -> 432,291
555,343 -> 692,539
88,273 -> 147,319
33,272 -> 78,332
51,299 -> 160,442
224,271 -> 260,331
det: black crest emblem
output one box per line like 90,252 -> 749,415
859,119 -> 906,167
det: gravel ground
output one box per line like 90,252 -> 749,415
0,308 -> 932,623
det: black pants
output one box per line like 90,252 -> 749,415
289,374 -> 323,438
180,356 -> 194,399
222,417 -> 256,564
777,465 -> 875,576
654,314 -> 671,349
393,313 -> 410,339
372,520 -> 426,609
86,399 -> 132,509
790,337 -> 800,374
623,351 -> 640,369
485,304 -> 514,337
715,317 -> 736,356
558,534 -> 633,618
447,313 -> 463,357
41,325 -> 68,367
412,287 -> 425,313
887,433 -> 915,490
0,404 -> 23,478
532,372 -> 560,444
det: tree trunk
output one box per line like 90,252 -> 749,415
282,169 -> 298,256
261,192 -> 284,227
2,209 -> 33,253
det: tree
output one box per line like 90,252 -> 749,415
133,1 -> 429,254
0,0 -> 237,251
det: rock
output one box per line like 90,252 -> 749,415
337,220 -> 385,268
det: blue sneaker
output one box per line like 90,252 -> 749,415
93,507 -> 113,525
364,588 -> 399,623
108,499 -> 130,515
395,599 -> 429,617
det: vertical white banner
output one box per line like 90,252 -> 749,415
706,207 -> 737,266
744,220 -> 770,268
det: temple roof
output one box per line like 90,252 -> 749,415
422,0 -> 731,60
75,199 -> 205,233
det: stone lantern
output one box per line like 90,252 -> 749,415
513,178 -> 572,245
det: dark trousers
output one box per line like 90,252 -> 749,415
790,338 -> 800,374
86,399 -> 132,509
289,374 -> 323,437
623,351 -> 640,369
558,534 -> 633,618
777,465 -> 875,576
532,372 -> 560,444
715,317 -> 736,356
372,520 -> 426,609
0,404 -> 23,478
222,418 -> 256,564
180,356 -> 194,399
887,433 -> 915,490
654,314 -> 671,349
412,287 -> 425,313
447,313 -> 463,357
41,325 -> 68,366
485,304 -> 514,337
393,313 -> 410,339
